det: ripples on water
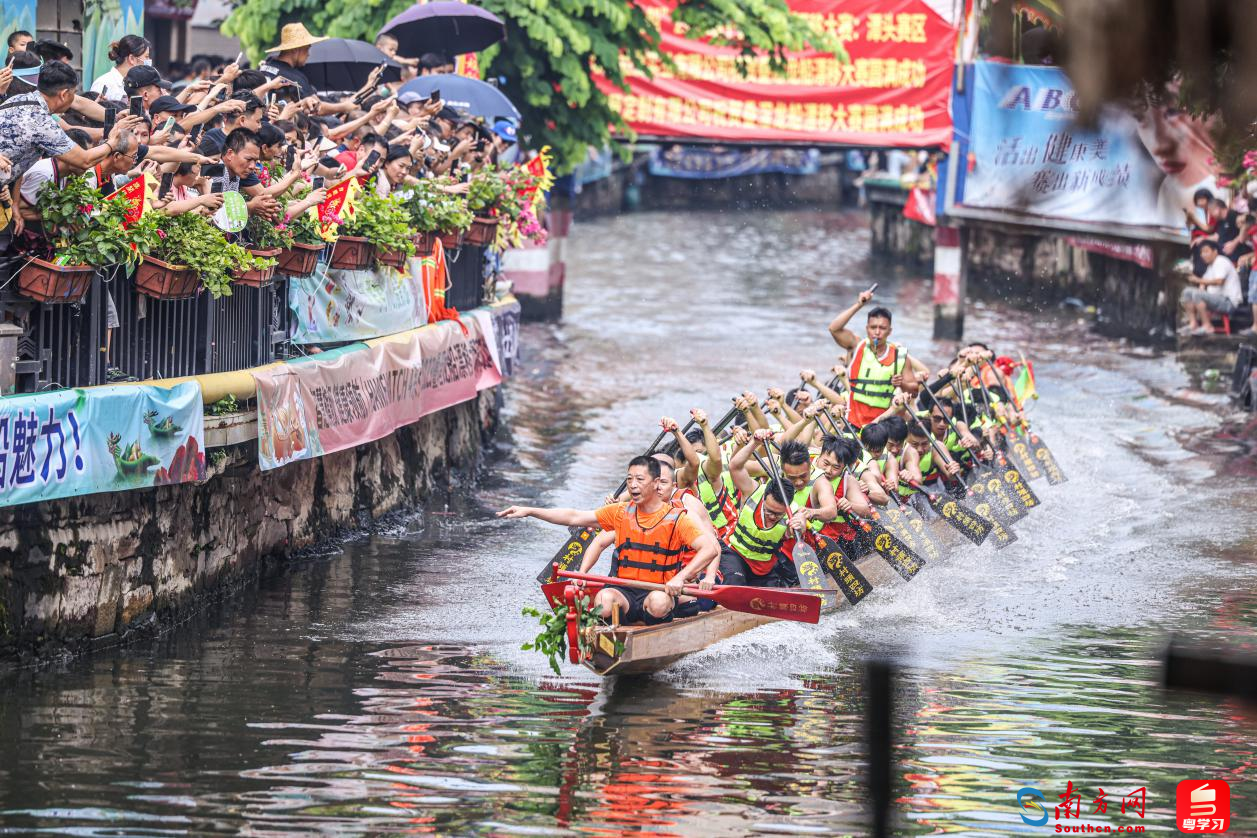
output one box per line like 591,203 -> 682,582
1,210 -> 1255,835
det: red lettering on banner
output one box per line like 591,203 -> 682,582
594,0 -> 956,146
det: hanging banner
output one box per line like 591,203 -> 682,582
599,0 -> 960,147
288,260 -> 429,344
254,303 -> 515,471
0,382 -> 205,508
647,146 -> 821,179
957,61 -> 1217,236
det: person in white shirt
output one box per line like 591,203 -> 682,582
1182,240 -> 1242,333
89,34 -> 151,101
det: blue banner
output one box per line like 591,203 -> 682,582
648,146 -> 821,180
959,61 -> 1217,235
288,261 -> 429,344
0,383 -> 205,508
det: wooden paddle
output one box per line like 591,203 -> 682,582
557,570 -> 822,624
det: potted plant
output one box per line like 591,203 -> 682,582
339,183 -> 415,271
404,178 -> 473,253
465,169 -> 513,248
276,212 -> 326,277
233,214 -> 287,287
143,212 -> 265,298
24,176 -> 147,303
132,212 -> 202,299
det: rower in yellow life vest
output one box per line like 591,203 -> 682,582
827,289 -> 930,428
497,456 -> 719,625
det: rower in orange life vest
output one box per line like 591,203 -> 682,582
826,287 -> 931,429
498,456 -> 719,625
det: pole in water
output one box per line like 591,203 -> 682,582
866,659 -> 894,838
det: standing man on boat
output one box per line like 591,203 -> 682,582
498,456 -> 720,624
827,289 -> 930,428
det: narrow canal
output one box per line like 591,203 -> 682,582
2,210 -> 1255,835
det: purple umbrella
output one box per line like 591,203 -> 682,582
378,2 -> 506,58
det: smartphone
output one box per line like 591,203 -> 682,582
312,176 -> 325,190
285,144 -> 296,169
103,105 -> 117,134
160,116 -> 175,133
129,96 -> 143,117
234,51 -> 245,67
188,124 -> 204,144
429,89 -> 440,102
211,181 -> 224,194
200,162 -> 225,179
362,149 -> 381,170
158,171 -> 174,198
216,87 -> 228,102
377,86 -> 392,99
266,93 -> 276,109
318,155 -> 340,169
866,282 -> 879,295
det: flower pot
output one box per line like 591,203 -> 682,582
329,235 -> 375,271
276,241 -> 324,278
438,230 -> 463,251
232,247 -> 281,287
412,231 -> 438,253
464,216 -> 499,247
135,256 -> 201,300
17,258 -> 95,303
376,246 -> 409,270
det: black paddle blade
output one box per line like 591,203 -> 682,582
969,498 -> 1018,549
999,463 -> 1041,513
864,521 -> 925,580
536,527 -> 595,585
882,505 -> 942,563
927,493 -> 994,546
812,534 -> 872,605
1008,435 -> 1045,481
1029,434 -> 1067,484
968,469 -> 1027,525
791,543 -> 832,602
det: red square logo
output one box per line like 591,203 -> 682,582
1177,780 -> 1230,833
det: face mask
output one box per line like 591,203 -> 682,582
142,58 -> 152,66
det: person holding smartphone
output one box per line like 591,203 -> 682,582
122,65 -> 164,113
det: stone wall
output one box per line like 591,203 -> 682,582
0,390 -> 499,664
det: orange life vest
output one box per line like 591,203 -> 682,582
612,502 -> 689,584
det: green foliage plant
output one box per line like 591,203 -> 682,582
340,182 -> 417,263
148,212 -> 271,298
35,175 -> 154,268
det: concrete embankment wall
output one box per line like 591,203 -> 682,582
0,391 -> 498,665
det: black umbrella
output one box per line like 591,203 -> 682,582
378,2 -> 506,58
303,38 -> 403,92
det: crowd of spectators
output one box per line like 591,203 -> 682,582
0,24 -> 523,378
1182,186 -> 1257,336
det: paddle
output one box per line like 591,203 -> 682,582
557,570 -> 822,624
909,481 -> 993,546
536,525 -> 598,585
753,445 -> 832,602
969,362 -> 1051,484
808,531 -> 873,605
975,359 -> 1067,485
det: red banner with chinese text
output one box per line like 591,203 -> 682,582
599,0 -> 959,147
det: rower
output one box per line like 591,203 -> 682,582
880,415 -> 909,459
674,409 -> 738,539
897,418 -> 963,512
827,288 -> 930,428
853,422 -> 898,505
809,435 -> 875,550
718,431 -> 826,588
926,396 -> 981,476
498,456 -> 719,624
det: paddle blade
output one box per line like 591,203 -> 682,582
968,470 -> 1026,524
969,499 -> 1018,549
883,506 -> 942,563
1029,435 -> 1067,484
865,521 -> 925,580
812,533 -> 873,605
536,527 -> 596,585
1008,435 -> 1045,481
927,493 -> 993,546
999,463 -> 1041,513
708,584 -> 822,624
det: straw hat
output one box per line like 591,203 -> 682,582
266,23 -> 328,53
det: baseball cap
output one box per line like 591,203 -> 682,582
149,95 -> 195,116
398,91 -> 425,105
492,119 -> 517,143
123,65 -> 163,94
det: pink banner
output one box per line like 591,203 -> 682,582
254,307 -> 510,471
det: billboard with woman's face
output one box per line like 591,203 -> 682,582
957,62 -> 1218,239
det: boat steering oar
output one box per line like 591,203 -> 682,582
557,570 -> 822,624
